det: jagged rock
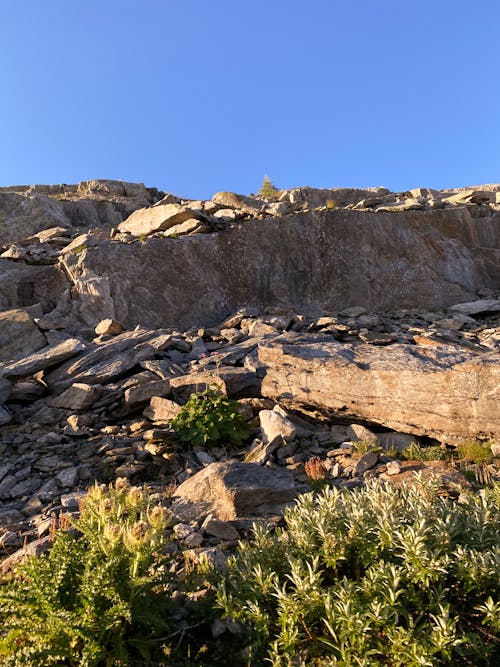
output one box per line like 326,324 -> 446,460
259,408 -> 297,445
0,260 -> 68,313
50,382 -> 102,410
171,461 -> 297,522
0,338 -> 86,380
117,203 -> 203,237
259,335 -> 500,444
44,329 -> 171,392
0,193 -> 71,246
124,379 -> 171,408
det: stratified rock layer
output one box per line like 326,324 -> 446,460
64,207 -> 500,330
259,335 -> 500,444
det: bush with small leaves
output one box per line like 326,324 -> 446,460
170,387 -> 250,449
217,478 -> 500,666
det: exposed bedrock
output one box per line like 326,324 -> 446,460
258,334 -> 500,444
63,207 -> 500,330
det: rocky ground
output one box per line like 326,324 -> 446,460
0,179 -> 499,574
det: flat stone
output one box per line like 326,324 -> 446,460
45,329 -> 171,392
448,299 -> 500,315
124,379 -> 171,407
118,203 -> 203,237
1,338 -> 86,380
202,517 -> 239,541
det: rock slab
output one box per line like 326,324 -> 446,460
259,335 -> 500,444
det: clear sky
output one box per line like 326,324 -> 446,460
1,0 -> 499,199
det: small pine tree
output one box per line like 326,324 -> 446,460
258,175 -> 280,199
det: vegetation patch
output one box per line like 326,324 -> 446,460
218,479 -> 500,666
170,388 -> 250,449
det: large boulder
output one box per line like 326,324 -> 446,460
117,203 -> 203,237
171,461 -> 297,522
259,335 -> 500,444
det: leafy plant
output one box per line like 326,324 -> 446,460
217,479 -> 500,666
171,388 -> 250,449
0,479 -> 177,666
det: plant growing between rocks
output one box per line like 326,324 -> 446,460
170,387 -> 250,450
0,480 -> 188,666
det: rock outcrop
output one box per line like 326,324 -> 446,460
259,335 -> 500,444
0,178 -> 499,570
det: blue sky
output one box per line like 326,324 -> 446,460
1,0 -> 499,199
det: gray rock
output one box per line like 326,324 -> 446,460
143,396 -> 182,422
0,308 -> 47,362
259,409 -> 297,445
202,516 -> 239,541
45,329 -> 171,392
171,461 -> 296,522
56,467 -> 79,488
124,379 -> 171,408
260,335 -> 500,444
0,378 -> 12,403
61,207 -> 498,331
50,382 -> 102,410
448,299 -> 500,315
1,338 -> 86,380
0,405 -> 12,425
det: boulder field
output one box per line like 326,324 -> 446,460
0,179 -> 499,568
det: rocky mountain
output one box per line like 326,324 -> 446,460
0,178 -> 498,569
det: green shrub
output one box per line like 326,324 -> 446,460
217,479 -> 500,666
170,388 -> 250,449
456,441 -> 494,465
400,441 -> 448,461
0,480 -> 177,666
